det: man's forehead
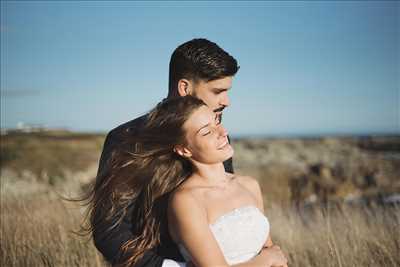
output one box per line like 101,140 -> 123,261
198,76 -> 233,89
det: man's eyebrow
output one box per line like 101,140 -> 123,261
212,87 -> 231,92
196,123 -> 210,134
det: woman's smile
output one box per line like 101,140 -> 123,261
217,138 -> 230,150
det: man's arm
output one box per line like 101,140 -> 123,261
223,135 -> 234,173
223,156 -> 234,174
93,122 -> 183,266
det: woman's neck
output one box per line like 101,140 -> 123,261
191,161 -> 230,186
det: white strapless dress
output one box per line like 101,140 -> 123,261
178,206 -> 270,265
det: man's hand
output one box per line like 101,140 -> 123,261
185,246 -> 288,267
261,245 -> 288,267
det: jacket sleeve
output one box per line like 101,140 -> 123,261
93,203 -> 165,267
93,129 -> 167,267
223,135 -> 234,174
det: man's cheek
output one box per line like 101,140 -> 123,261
210,98 -> 219,110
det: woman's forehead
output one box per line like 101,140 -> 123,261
184,106 -> 214,132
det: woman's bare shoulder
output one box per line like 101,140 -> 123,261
169,178 -> 206,213
169,186 -> 197,208
173,175 -> 213,199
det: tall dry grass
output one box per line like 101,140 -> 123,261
0,194 -> 108,267
1,193 -> 399,267
267,203 -> 400,267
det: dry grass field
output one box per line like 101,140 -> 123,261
1,131 -> 399,266
1,194 -> 107,267
2,194 -> 399,267
268,204 -> 400,267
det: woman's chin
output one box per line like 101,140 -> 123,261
222,144 -> 234,160
196,145 -> 234,164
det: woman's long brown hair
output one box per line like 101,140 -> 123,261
81,96 -> 205,266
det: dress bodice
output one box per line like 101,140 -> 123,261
178,205 -> 270,265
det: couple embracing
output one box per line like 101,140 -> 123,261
85,39 -> 288,267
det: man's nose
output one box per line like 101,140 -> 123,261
220,94 -> 230,107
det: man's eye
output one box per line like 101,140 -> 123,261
202,131 -> 211,136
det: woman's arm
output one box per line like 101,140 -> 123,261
168,190 -> 229,267
168,190 -> 287,267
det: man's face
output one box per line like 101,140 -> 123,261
190,76 -> 232,118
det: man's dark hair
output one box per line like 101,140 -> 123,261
168,38 -> 239,97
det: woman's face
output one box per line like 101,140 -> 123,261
180,105 -> 234,164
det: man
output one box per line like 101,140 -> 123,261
94,39 -> 238,266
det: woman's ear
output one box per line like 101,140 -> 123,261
177,79 -> 192,96
173,145 -> 192,158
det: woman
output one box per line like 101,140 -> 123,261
167,97 -> 287,267
85,96 -> 288,267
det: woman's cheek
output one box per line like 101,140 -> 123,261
199,140 -> 215,158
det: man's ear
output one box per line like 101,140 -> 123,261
177,79 -> 192,96
173,145 -> 192,158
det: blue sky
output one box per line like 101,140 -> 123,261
1,1 -> 399,136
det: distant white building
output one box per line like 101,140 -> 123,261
0,128 -> 7,135
16,122 -> 47,133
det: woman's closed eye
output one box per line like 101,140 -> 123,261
202,130 -> 211,136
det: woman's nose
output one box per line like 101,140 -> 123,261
217,124 -> 228,137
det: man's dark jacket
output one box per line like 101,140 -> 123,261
93,114 -> 234,267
